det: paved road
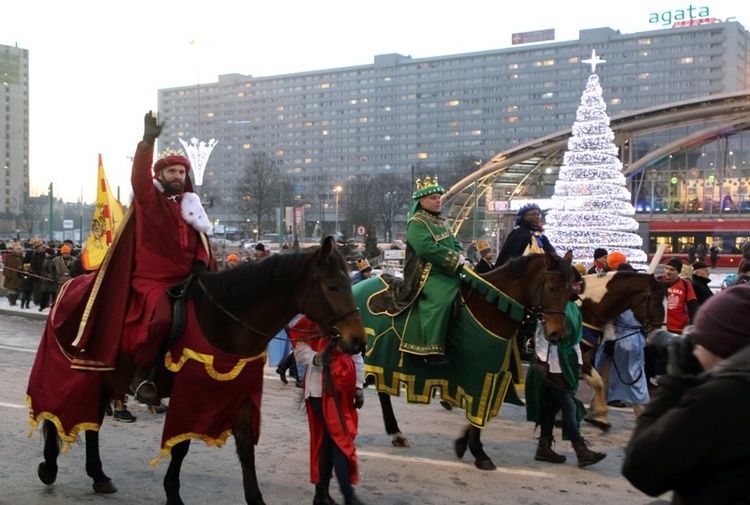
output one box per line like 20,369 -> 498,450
0,311 -> 669,505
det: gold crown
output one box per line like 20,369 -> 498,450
415,175 -> 439,191
357,258 -> 371,272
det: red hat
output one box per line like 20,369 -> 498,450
154,155 -> 191,175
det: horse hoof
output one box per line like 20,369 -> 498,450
93,479 -> 117,494
391,436 -> 410,448
584,418 -> 611,432
38,462 -> 57,485
474,458 -> 497,471
454,437 -> 468,459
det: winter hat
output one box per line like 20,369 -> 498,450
593,248 -> 608,261
60,245 -> 71,254
607,251 -> 627,270
227,253 -> 239,263
153,155 -> 191,175
31,237 -> 43,248
692,260 -> 710,270
45,247 -> 55,255
573,263 -> 587,275
514,203 -> 542,226
666,257 -> 684,272
478,240 -> 491,256
689,283 -> 750,358
255,243 -> 266,252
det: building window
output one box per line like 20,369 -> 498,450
680,56 -> 694,64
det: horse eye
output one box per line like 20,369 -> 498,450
326,283 -> 339,292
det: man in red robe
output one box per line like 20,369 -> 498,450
70,112 -> 214,403
291,316 -> 366,505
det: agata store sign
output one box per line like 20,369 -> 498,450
648,5 -> 737,27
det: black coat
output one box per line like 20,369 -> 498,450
623,347 -> 750,505
691,275 -> 713,306
494,221 -> 555,268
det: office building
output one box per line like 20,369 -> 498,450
157,21 -> 750,235
1,42 -> 30,226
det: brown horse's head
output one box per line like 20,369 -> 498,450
578,271 -> 667,334
303,236 -> 367,355
534,250 -> 575,344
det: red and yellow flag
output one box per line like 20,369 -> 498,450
81,155 -> 125,271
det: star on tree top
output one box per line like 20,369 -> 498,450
582,49 -> 606,73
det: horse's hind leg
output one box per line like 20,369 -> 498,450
165,440 -> 191,505
86,430 -> 117,493
468,426 -> 496,471
454,426 -> 470,459
379,392 -> 409,447
234,400 -> 266,505
37,420 -> 59,485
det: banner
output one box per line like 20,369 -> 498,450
81,155 -> 124,271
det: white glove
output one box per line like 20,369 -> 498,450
458,254 -> 466,266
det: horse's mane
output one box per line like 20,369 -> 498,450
496,253 -> 540,280
195,246 -> 347,311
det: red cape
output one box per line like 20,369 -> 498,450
290,318 -> 359,484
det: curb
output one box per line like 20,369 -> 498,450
0,308 -> 48,321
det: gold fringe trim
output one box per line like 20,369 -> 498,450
153,429 -> 234,466
165,347 -> 267,381
25,394 -> 99,452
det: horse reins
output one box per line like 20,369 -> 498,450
528,270 -> 569,323
195,276 -> 355,344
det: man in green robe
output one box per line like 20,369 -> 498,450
399,176 -> 466,366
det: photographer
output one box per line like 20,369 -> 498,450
622,284 -> 750,504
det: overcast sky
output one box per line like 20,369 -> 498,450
4,0 -> 748,203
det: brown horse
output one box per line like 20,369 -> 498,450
354,251 -> 574,470
576,270 -> 666,429
28,236 -> 365,505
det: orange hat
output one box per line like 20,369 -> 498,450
607,251 -> 627,270
227,253 -> 239,262
573,263 -> 587,275
61,245 -> 71,254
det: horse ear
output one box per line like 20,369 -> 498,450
320,235 -> 336,257
563,249 -> 574,263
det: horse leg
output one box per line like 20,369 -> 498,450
454,425 -> 469,459
467,425 -> 496,471
234,400 -> 266,505
164,440 -> 191,505
379,392 -> 409,447
86,430 -> 117,493
582,365 -> 611,432
37,420 -> 59,485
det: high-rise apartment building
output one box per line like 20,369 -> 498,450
1,42 -> 29,222
157,22 -> 750,232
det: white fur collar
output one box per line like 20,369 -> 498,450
152,179 -> 213,234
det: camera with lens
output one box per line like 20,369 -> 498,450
649,329 -> 703,377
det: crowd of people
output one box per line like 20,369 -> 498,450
4,132 -> 750,503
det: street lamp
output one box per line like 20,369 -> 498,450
333,185 -> 343,235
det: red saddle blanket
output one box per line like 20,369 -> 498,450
26,293 -> 266,460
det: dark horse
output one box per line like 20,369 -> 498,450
353,251 -> 574,470
27,236 -> 365,505
576,270 -> 666,429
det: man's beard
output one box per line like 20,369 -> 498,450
160,177 -> 184,194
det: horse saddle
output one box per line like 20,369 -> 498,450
164,274 -> 195,350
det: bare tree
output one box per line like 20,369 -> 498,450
19,194 -> 47,237
373,173 -> 410,242
235,152 -> 282,238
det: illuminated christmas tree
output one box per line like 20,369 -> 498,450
544,50 -> 647,266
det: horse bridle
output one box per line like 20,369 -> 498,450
528,269 -> 569,323
582,289 -> 664,335
195,275 -> 357,343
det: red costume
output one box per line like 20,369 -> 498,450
660,276 -> 697,334
290,317 -> 360,485
69,142 -> 212,370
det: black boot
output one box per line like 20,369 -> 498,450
535,436 -> 566,464
572,437 -> 606,468
313,484 -> 337,505
534,437 -> 567,464
130,367 -> 159,404
276,353 -> 295,384
344,493 -> 365,505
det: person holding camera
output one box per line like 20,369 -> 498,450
623,284 -> 750,504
